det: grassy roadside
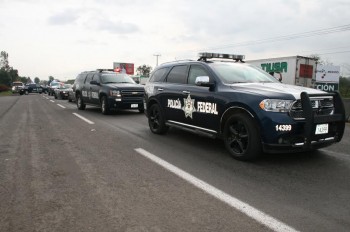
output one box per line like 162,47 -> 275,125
0,91 -> 12,96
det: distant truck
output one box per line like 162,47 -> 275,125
11,81 -> 25,95
246,56 -> 318,88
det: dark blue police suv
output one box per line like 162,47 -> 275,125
144,53 -> 345,161
74,69 -> 144,114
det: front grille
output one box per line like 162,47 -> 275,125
290,97 -> 334,120
121,89 -> 144,102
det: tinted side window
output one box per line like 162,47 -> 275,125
166,65 -> 188,84
85,73 -> 95,84
188,65 -> 208,85
149,68 -> 168,82
77,74 -> 87,84
91,73 -> 99,82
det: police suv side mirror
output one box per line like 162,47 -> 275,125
90,80 -> 100,86
195,76 -> 214,87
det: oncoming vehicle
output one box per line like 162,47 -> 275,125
144,52 -> 346,161
24,83 -> 43,94
75,69 -> 145,114
11,81 -> 25,95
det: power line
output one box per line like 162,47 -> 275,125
313,50 -> 350,56
192,24 -> 350,52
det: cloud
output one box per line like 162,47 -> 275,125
48,9 -> 80,25
94,19 -> 140,34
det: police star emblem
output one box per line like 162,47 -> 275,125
182,94 -> 196,118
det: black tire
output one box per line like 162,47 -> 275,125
25,90 -> 29,95
76,94 -> 86,110
223,113 -> 262,161
68,98 -> 72,102
101,96 -> 110,115
148,104 -> 168,134
54,93 -> 57,99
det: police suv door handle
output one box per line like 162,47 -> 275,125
157,88 -> 164,91
182,91 -> 190,94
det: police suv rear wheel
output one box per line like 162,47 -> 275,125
223,113 -> 261,161
77,94 -> 86,110
148,104 -> 168,134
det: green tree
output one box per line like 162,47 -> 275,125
48,76 -> 54,85
309,54 -> 333,65
66,79 -> 75,84
136,65 -> 152,77
0,51 -> 10,71
34,77 -> 40,84
8,69 -> 19,82
19,76 -> 28,83
0,68 -> 11,86
339,76 -> 350,98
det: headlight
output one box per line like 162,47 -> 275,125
259,99 -> 293,112
110,90 -> 121,97
12,86 -> 16,90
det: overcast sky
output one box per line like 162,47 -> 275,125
1,0 -> 350,81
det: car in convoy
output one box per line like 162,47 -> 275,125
11,81 -> 25,95
67,83 -> 76,102
40,85 -> 48,94
54,83 -> 72,100
48,81 -> 60,96
24,83 -> 43,94
74,69 -> 145,114
144,52 -> 346,161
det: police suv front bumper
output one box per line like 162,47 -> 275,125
262,92 -> 345,153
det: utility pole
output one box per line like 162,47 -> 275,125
153,54 -> 161,66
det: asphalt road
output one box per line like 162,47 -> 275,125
0,94 -> 349,232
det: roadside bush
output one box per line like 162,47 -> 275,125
0,84 -> 10,92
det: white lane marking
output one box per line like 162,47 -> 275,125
50,100 -> 55,103
135,148 -> 299,232
57,104 -> 66,109
72,113 -> 95,125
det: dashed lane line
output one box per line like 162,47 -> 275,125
72,113 -> 95,125
57,104 -> 66,109
135,148 -> 299,232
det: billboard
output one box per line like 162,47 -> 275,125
315,65 -> 340,92
316,65 -> 340,83
113,62 -> 134,75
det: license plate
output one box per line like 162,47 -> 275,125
315,124 -> 328,135
131,104 -> 138,108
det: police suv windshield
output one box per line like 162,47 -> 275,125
209,63 -> 279,84
101,73 -> 136,84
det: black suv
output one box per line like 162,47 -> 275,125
24,83 -> 43,94
74,69 -> 145,114
144,52 -> 345,161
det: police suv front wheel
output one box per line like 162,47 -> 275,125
101,96 -> 110,115
223,113 -> 262,161
148,104 -> 168,134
